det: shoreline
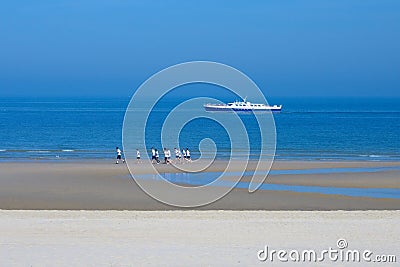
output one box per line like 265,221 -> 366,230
1,158 -> 400,167
1,157 -> 400,163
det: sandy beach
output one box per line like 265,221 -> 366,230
0,160 -> 399,210
2,161 -> 398,266
3,0 -> 400,265
0,210 -> 398,266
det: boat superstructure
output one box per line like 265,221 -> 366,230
204,98 -> 282,112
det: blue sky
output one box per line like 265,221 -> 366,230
1,0 -> 399,97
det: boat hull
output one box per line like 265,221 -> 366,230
204,106 -> 282,112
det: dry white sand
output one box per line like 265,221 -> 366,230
0,210 -> 399,266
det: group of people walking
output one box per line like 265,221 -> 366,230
151,147 -> 191,164
115,147 -> 191,164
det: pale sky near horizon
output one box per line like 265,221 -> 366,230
1,1 -> 399,97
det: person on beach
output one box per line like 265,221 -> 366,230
115,147 -> 125,164
164,148 -> 172,164
155,149 -> 160,164
174,148 -> 181,163
163,148 -> 167,164
182,148 -> 187,161
178,148 -> 183,162
167,148 -> 172,164
136,149 -> 141,163
186,148 -> 191,162
151,147 -> 156,164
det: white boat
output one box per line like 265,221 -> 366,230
204,98 -> 282,112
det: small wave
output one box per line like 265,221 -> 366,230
358,154 -> 386,158
62,149 -> 74,152
0,149 -> 6,152
27,150 -> 51,153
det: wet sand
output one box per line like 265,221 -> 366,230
0,160 -> 399,210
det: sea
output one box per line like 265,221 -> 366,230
0,96 -> 399,162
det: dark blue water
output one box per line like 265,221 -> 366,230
0,96 -> 399,161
